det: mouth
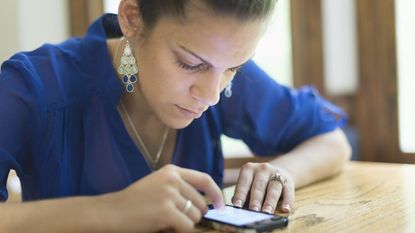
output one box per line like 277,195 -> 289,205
175,105 -> 204,119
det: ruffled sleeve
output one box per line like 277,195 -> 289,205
220,60 -> 347,156
0,55 -> 44,201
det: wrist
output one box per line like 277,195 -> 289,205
89,192 -> 121,233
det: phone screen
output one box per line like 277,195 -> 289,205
204,205 -> 275,226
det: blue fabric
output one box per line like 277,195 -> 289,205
0,14 -> 346,202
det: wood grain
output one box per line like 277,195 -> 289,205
198,161 -> 415,233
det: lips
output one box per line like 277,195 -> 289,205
176,105 -> 205,119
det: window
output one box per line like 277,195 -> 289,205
396,0 -> 415,153
104,0 -> 118,14
223,1 -> 292,157
253,0 -> 293,87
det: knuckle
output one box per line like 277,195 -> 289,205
232,194 -> 245,202
234,183 -> 249,196
161,171 -> 180,186
258,163 -> 271,171
238,176 -> 250,186
164,164 -> 178,172
193,209 -> 202,223
166,186 -> 179,197
286,189 -> 296,202
160,202 -> 176,220
268,190 -> 281,201
242,162 -> 255,170
253,179 -> 267,191
200,173 -> 215,187
263,202 -> 274,210
249,199 -> 261,208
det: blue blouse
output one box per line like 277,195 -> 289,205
0,14 -> 346,202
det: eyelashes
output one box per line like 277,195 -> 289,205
176,61 -> 208,72
176,61 -> 242,73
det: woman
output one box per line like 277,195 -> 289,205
0,0 -> 351,232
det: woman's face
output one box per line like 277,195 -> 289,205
132,6 -> 268,129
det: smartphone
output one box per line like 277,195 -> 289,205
200,204 -> 288,233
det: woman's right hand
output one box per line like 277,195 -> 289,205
100,164 -> 225,233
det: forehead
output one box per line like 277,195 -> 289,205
148,4 -> 269,67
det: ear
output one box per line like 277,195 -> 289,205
117,0 -> 143,39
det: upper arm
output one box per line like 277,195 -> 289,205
0,58 -> 42,201
220,60 -> 347,155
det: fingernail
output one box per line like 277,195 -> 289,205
251,206 -> 259,211
234,199 -> 242,207
215,202 -> 226,211
263,206 -> 272,214
216,204 -> 226,211
283,204 -> 291,212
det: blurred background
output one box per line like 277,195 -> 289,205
1,0 -> 414,201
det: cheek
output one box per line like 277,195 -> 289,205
138,43 -> 177,86
144,54 -> 176,85
155,62 -> 192,95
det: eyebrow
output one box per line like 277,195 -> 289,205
179,45 -> 212,67
178,45 -> 251,70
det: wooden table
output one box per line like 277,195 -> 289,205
198,161 -> 415,233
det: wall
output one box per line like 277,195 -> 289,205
0,0 -> 19,63
0,0 -> 69,63
0,0 -> 69,200
396,0 -> 415,153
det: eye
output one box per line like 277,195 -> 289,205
176,61 -> 208,72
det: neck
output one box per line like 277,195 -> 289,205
109,38 -> 171,167
121,93 -> 164,133
119,100 -> 170,170
108,38 -> 162,128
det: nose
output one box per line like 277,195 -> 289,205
190,72 -> 222,106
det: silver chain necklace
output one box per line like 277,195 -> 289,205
120,102 -> 170,170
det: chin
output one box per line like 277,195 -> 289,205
165,118 -> 194,129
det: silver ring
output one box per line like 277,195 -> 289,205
270,172 -> 285,186
183,199 -> 192,214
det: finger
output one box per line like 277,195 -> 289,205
175,174 -> 209,214
175,196 -> 202,224
166,202 -> 195,233
249,172 -> 269,211
176,167 -> 225,210
232,165 -> 254,207
261,179 -> 283,213
280,180 -> 295,213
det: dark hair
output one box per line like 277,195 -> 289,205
138,0 -> 276,31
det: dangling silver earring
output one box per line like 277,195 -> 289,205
117,39 -> 138,93
224,81 -> 233,98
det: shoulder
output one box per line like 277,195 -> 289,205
234,60 -> 289,97
1,39 -> 90,109
221,60 -> 291,110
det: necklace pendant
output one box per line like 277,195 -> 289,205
151,162 -> 158,170
120,103 -> 170,172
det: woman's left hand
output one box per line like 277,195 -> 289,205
231,162 -> 295,214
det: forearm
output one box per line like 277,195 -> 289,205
0,194 -> 114,233
270,129 -> 351,188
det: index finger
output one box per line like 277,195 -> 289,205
232,167 -> 254,208
176,167 -> 225,210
